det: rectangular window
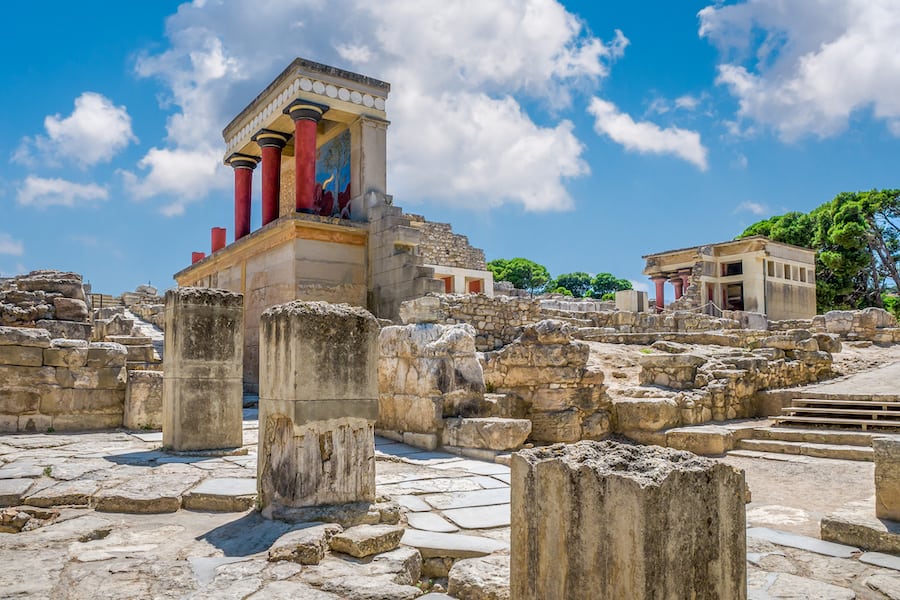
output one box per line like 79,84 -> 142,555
723,261 -> 743,276
799,267 -> 807,283
767,261 -> 776,277
783,264 -> 791,279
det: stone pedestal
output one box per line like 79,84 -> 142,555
162,288 -> 243,451
258,301 -> 379,517
511,441 -> 746,600
875,437 -> 900,521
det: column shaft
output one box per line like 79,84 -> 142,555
285,100 -> 329,214
252,130 -> 290,226
234,166 -> 253,240
653,277 -> 666,313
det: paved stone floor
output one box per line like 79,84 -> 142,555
2,408 -> 900,598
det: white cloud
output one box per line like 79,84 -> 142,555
735,201 -> 768,215
674,94 -> 700,110
128,0 -> 623,214
16,176 -> 108,208
13,92 -> 137,168
0,233 -> 24,256
630,280 -> 649,293
700,0 -> 900,140
120,147 -> 228,216
588,98 -> 709,170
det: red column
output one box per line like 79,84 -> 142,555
652,276 -> 667,313
672,277 -> 684,300
284,100 -> 329,214
225,153 -> 259,241
252,129 -> 290,226
191,252 -> 206,264
680,272 -> 691,292
211,227 -> 227,253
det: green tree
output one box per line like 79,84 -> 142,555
737,189 -> 900,312
487,257 -> 550,296
550,272 -> 592,297
590,272 -> 632,298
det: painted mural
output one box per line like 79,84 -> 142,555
314,129 -> 352,219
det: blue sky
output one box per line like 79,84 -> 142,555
3,0 -> 899,295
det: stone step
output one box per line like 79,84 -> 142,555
792,398 -> 900,408
441,417 -> 531,451
736,438 -> 874,461
784,407 -> 900,417
749,427 -> 876,447
774,415 -> 900,430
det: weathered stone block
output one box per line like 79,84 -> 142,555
0,345 -> 43,367
442,417 -> 531,450
666,425 -> 734,455
268,523 -> 343,565
529,409 -> 582,443
614,397 -> 680,432
163,287 -> 243,451
259,301 -> 379,515
511,441 -> 746,600
124,370 -> 163,430
35,320 -> 92,341
874,437 -> 900,521
85,343 -> 128,368
329,524 -> 404,558
0,326 -> 51,348
43,341 -> 89,368
53,297 -> 89,322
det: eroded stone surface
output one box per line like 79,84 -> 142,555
329,524 -> 404,558
448,553 -> 510,600
268,523 -> 343,565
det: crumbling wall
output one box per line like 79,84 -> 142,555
481,320 -> 608,443
0,326 -> 127,432
1,270 -> 92,340
768,307 -> 900,344
406,214 -> 486,270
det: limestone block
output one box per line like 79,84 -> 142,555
442,418 -> 531,450
529,409 -> 582,443
511,441 -> 746,600
614,397 -> 680,432
0,386 -> 47,413
124,370 -> 163,429
448,554 -> 510,600
329,524 -> 404,558
638,353 -> 705,390
163,287 -> 244,451
0,326 -> 51,348
85,342 -> 128,368
39,388 -> 123,416
875,437 -> 900,521
0,365 -> 57,386
665,425 -> 734,455
52,297 -> 89,322
0,345 -> 43,367
824,311 -> 854,335
399,295 -> 446,324
35,320 -> 92,341
378,394 -> 442,433
259,301 -> 379,514
43,339 -> 89,368
55,366 -> 126,390
403,432 -> 439,451
268,523 -> 343,565
581,410 -> 611,439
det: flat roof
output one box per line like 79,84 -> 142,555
641,235 -> 816,259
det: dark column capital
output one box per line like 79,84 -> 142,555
284,99 -> 330,122
252,129 -> 291,149
225,152 -> 260,170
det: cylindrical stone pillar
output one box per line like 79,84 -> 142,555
226,153 -> 259,241
258,300 -> 379,520
284,100 -> 329,214
162,288 -> 244,451
652,276 -> 667,313
511,441 -> 747,600
191,252 -> 206,264
211,227 -> 227,253
252,129 -> 290,226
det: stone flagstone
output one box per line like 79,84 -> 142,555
329,524 -> 404,558
407,511 -> 459,533
24,479 -> 99,507
401,529 -> 508,559
444,504 -> 511,529
423,487 -> 510,511
395,494 -> 432,512
94,471 -> 202,513
860,551 -> 900,571
182,477 -> 257,512
747,527 -> 859,558
0,478 -> 33,506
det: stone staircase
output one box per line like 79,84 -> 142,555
734,392 -> 900,461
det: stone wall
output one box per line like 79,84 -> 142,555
768,307 -> 900,343
1,270 -> 92,340
0,326 -> 127,432
400,294 -> 746,351
481,320 -> 608,443
406,214 -> 486,270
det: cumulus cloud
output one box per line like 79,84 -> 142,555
700,0 -> 900,140
128,0 -> 624,214
13,92 -> 137,168
735,200 -> 768,215
16,176 -> 108,208
0,233 -> 24,256
588,98 -> 709,170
